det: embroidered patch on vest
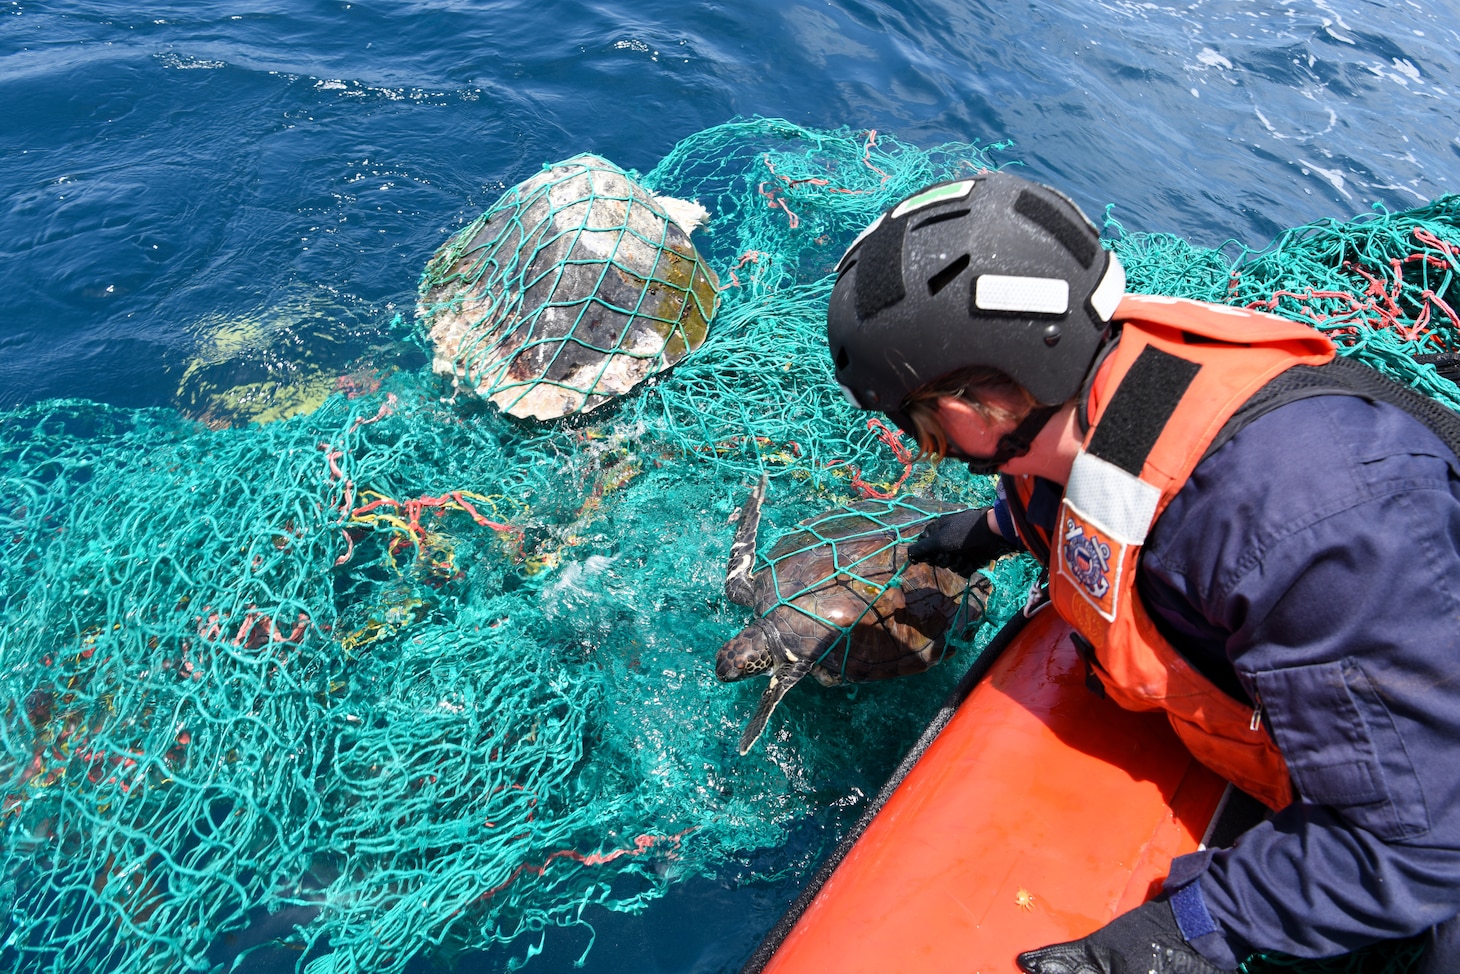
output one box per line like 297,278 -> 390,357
1058,452 -> 1160,624
1056,500 -> 1126,622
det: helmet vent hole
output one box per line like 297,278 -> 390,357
1014,190 -> 1097,269
927,254 -> 970,296
910,208 -> 970,232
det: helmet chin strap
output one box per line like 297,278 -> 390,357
962,404 -> 1061,476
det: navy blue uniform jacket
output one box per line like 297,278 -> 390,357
1000,391 -> 1460,964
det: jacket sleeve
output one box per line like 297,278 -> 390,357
1139,394 -> 1460,962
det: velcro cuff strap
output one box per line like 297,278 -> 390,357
1169,881 -> 1220,941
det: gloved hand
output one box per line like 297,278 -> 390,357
1016,898 -> 1233,974
906,506 -> 1017,576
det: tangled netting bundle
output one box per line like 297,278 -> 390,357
1110,196 -> 1460,406
0,120 -> 1017,974
1,117 -> 1455,974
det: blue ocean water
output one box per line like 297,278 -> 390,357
4,0 -> 1457,415
1,1 -> 1457,972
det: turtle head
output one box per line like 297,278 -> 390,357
715,620 -> 774,682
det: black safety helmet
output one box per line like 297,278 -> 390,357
826,172 -> 1125,437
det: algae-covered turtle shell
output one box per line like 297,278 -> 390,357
417,154 -> 720,421
716,480 -> 992,754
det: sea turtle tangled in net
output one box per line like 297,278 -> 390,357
416,153 -> 721,420
717,480 -> 993,754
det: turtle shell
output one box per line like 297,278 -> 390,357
416,154 -> 720,420
754,497 -> 984,683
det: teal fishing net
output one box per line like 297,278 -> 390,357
1110,196 -> 1460,405
1,116 -> 1454,974
0,120 -> 1018,974
738,495 -> 993,684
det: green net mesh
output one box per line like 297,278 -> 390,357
1109,196 -> 1460,405
0,117 -> 1455,974
743,494 -> 991,684
0,120 -> 1019,974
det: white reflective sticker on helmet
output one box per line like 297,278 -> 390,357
974,275 -> 1070,315
835,213 -> 886,276
890,180 -> 976,220
837,382 -> 866,408
1089,251 -> 1126,321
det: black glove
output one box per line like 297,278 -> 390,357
1016,899 -> 1232,974
906,506 -> 1017,576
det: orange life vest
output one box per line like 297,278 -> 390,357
1006,294 -> 1335,810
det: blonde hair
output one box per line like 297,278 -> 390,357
902,367 -> 1036,460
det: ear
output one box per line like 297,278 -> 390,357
934,394 -> 984,425
932,395 -> 998,455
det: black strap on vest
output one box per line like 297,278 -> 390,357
1002,482 -> 1051,567
1005,347 -> 1460,568
1069,631 -> 1107,698
1204,354 -> 1460,465
1085,346 -> 1201,475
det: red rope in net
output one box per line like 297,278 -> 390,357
825,418 -> 916,499
1243,227 -> 1460,349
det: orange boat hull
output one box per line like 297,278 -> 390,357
758,606 -> 1229,974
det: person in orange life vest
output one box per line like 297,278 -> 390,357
826,172 -> 1460,974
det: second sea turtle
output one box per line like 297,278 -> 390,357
716,480 -> 992,754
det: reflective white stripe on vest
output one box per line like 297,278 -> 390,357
1064,450 -> 1162,544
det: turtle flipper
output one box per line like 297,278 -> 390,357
724,475 -> 768,607
737,651 -> 813,755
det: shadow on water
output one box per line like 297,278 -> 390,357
207,903 -> 327,974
